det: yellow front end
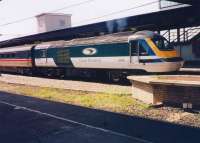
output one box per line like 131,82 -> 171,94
145,38 -> 184,72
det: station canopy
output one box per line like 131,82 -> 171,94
167,0 -> 200,5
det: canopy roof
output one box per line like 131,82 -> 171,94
0,5 -> 199,48
167,0 -> 200,5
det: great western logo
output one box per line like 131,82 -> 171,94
82,48 -> 97,56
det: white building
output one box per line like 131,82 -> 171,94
36,13 -> 72,33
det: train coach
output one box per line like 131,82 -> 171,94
0,31 -> 184,81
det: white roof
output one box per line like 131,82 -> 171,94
36,13 -> 72,17
0,45 -> 33,53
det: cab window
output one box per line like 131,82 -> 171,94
152,36 -> 174,51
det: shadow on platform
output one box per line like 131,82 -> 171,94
0,91 -> 199,143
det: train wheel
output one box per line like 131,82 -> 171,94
109,71 -> 122,83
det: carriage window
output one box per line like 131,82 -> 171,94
27,51 -> 31,57
11,53 -> 15,58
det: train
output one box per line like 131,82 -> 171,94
0,31 -> 183,82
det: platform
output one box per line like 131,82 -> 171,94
127,75 -> 200,108
180,68 -> 200,73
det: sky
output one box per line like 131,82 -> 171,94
0,0 -> 159,40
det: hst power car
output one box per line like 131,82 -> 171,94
0,31 -> 183,81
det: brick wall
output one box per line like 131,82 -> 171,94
132,81 -> 154,104
132,81 -> 200,108
153,84 -> 200,107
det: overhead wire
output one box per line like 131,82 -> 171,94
0,0 -> 159,39
74,0 -> 158,25
1,0 -> 159,28
0,0 -> 158,28
0,0 -> 95,27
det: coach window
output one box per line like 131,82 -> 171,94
11,53 -> 15,58
27,51 -> 31,57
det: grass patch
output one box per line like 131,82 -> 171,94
0,82 -> 149,115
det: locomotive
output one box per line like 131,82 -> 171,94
0,31 -> 183,81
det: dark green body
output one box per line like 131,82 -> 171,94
34,42 -> 130,67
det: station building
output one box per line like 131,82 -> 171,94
36,13 -> 72,33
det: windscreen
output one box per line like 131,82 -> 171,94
152,36 -> 174,51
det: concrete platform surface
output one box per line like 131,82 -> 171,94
0,92 -> 200,143
128,75 -> 200,87
180,68 -> 200,73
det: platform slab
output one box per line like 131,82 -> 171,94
128,75 -> 200,107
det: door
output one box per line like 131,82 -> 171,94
130,39 -> 150,64
31,46 -> 36,67
129,40 -> 139,64
42,48 -> 48,64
